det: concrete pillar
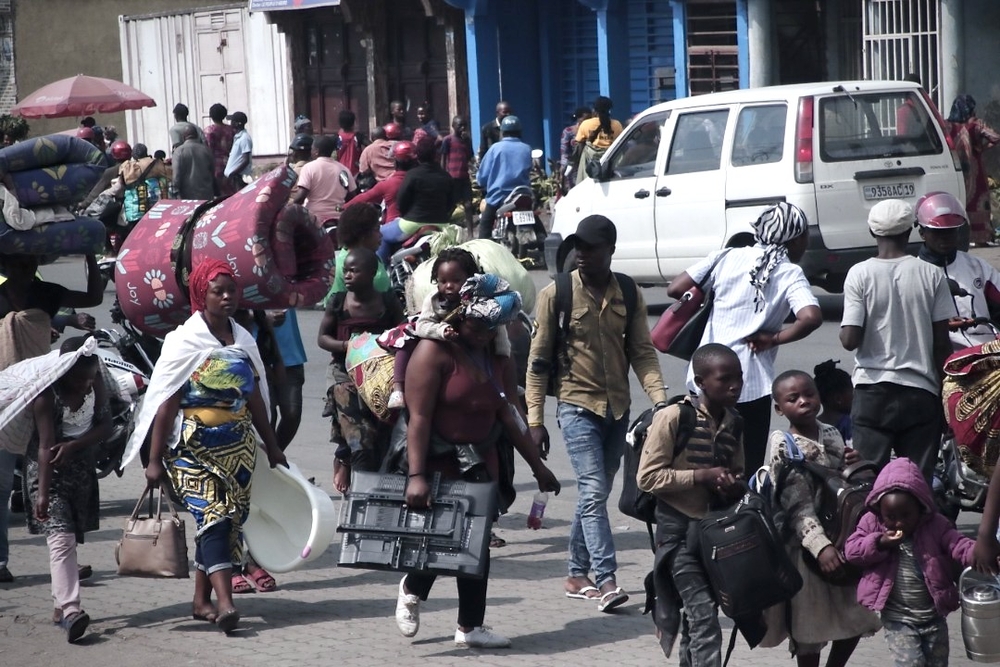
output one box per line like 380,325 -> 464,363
595,5 -> 630,107
746,0 -> 772,87
462,10 -> 501,156
939,0 -> 963,111
670,0 -> 688,98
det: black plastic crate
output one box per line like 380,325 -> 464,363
337,471 -> 497,579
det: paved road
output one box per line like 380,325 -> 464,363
0,255 -> 990,666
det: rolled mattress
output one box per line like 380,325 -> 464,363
0,135 -> 106,208
0,215 -> 105,256
115,166 -> 335,337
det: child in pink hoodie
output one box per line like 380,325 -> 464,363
845,457 -> 974,667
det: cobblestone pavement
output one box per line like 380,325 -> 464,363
1,257 -> 995,667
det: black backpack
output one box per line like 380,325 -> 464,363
544,271 -> 637,396
619,397 -> 696,526
691,490 -> 803,620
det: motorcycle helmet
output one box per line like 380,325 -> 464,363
499,115 -> 522,134
110,140 -> 132,161
76,127 -> 95,141
392,140 -> 417,162
383,123 -> 402,140
915,191 -> 968,229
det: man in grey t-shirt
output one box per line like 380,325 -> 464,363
839,199 -> 956,479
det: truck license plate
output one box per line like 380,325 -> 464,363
512,210 -> 535,226
863,182 -> 915,200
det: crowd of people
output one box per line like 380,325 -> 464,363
3,90 -> 1000,667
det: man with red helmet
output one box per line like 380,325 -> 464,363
343,140 -> 416,225
916,190 -> 1000,349
358,123 -> 400,183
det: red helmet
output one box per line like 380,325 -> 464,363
383,123 -> 402,140
76,127 -> 95,140
110,140 -> 132,161
915,191 -> 968,229
392,140 -> 417,162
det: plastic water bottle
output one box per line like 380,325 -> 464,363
526,491 -> 548,530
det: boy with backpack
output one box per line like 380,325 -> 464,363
636,343 -> 745,665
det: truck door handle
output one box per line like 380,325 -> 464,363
656,187 -> 672,197
634,189 -> 650,199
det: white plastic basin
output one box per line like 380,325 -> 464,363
243,458 -> 337,573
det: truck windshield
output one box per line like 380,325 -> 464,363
818,91 -> 943,162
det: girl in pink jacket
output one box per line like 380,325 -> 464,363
845,457 -> 974,667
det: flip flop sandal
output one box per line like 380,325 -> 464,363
78,565 -> 93,581
231,573 -> 255,594
216,608 -> 240,633
193,609 -> 219,623
597,587 -> 630,613
248,567 -> 277,592
565,585 -> 600,600
489,532 -> 507,548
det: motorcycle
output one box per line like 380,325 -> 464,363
933,313 -> 1000,521
387,225 -> 450,312
492,185 -> 546,265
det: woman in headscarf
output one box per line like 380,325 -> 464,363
948,94 -> 1000,246
667,202 -> 823,471
392,274 -> 560,649
124,259 -> 287,633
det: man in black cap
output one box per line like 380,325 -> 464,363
287,134 -> 314,176
525,215 -> 667,613
224,111 -> 253,192
168,102 -> 205,150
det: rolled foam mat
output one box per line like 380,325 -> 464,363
0,134 -> 105,173
9,163 -> 106,208
0,215 -> 105,256
116,166 -> 335,337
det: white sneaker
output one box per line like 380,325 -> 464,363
387,390 -> 405,410
395,576 -> 420,637
454,626 -> 511,648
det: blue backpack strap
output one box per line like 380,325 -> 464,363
783,432 -> 804,461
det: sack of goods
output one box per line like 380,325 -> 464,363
115,165 -> 336,337
0,135 -> 107,256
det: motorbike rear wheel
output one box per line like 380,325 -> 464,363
505,227 -> 521,259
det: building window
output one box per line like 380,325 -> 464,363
863,0 -> 941,109
685,0 -> 738,96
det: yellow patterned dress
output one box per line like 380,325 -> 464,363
166,347 -> 258,565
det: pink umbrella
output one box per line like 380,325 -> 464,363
10,74 -> 156,118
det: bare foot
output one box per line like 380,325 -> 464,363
334,459 -> 350,494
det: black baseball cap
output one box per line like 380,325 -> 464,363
227,111 -> 248,124
289,133 -> 314,151
566,215 -> 617,247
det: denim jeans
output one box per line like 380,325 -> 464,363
0,450 -> 18,569
557,402 -> 628,588
882,618 -> 949,667
376,218 -> 405,264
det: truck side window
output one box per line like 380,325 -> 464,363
607,112 -> 669,180
666,110 -> 729,175
731,105 -> 787,166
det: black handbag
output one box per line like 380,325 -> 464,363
660,249 -> 731,361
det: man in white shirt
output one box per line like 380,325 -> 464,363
914,190 -> 1000,350
224,111 -> 253,192
290,134 -> 356,227
840,199 -> 956,480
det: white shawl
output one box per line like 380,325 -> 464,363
0,336 -> 99,455
121,312 -> 269,468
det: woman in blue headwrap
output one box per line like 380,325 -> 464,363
666,202 -> 823,472
391,273 -> 560,649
